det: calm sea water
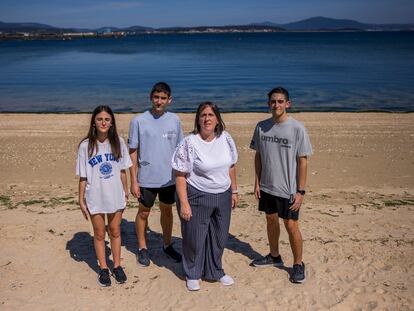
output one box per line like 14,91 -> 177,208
0,32 -> 413,112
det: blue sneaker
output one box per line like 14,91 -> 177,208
251,254 -> 284,267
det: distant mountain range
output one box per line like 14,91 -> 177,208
251,16 -> 414,31
1,17 -> 413,33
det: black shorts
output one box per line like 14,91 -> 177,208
258,190 -> 299,220
139,185 -> 176,208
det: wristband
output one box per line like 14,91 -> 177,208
297,189 -> 306,195
232,189 -> 239,194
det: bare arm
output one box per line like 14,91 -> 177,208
78,177 -> 89,220
254,151 -> 262,200
229,164 -> 239,209
290,156 -> 308,211
175,171 -> 192,221
129,148 -> 140,198
120,169 -> 128,202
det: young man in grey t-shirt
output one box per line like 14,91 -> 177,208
128,82 -> 184,267
250,87 -> 312,283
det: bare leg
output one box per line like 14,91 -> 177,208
107,211 -> 123,268
90,213 -> 107,269
284,219 -> 303,264
266,213 -> 281,257
136,204 -> 150,249
159,202 -> 173,246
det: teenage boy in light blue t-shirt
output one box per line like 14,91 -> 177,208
128,82 -> 184,267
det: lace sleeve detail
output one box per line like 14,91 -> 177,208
224,131 -> 238,164
171,136 -> 194,173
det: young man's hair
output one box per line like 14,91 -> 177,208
193,101 -> 226,136
267,87 -> 289,101
80,105 -> 121,159
150,82 -> 171,97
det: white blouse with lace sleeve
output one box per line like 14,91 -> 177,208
171,135 -> 194,173
171,131 -> 238,194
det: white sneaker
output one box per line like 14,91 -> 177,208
220,274 -> 234,286
186,278 -> 200,291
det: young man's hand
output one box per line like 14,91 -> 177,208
254,184 -> 261,200
289,193 -> 304,212
130,182 -> 141,198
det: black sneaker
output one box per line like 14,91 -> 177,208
137,248 -> 150,267
163,244 -> 182,262
251,254 -> 284,267
98,268 -> 111,287
112,266 -> 127,284
291,262 -> 306,283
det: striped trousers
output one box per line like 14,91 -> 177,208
177,183 -> 232,280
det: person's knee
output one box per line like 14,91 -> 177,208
94,229 -> 106,242
284,219 -> 299,233
160,203 -> 173,216
266,213 -> 279,226
138,206 -> 150,220
108,225 -> 121,239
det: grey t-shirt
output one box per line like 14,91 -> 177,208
250,117 -> 313,199
128,110 -> 184,188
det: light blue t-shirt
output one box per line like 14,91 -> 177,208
128,110 -> 184,188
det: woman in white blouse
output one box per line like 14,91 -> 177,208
172,102 -> 239,291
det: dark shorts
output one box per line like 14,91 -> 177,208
258,190 -> 299,220
139,185 -> 176,208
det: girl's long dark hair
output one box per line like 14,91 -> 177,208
80,105 -> 121,159
193,101 -> 225,136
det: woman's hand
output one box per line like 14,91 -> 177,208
180,202 -> 192,221
231,193 -> 239,209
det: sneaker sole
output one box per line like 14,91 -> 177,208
115,279 -> 127,284
253,262 -> 284,268
97,279 -> 111,287
291,276 -> 306,284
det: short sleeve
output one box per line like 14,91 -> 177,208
128,117 -> 139,149
120,137 -> 133,169
249,124 -> 260,151
76,142 -> 87,178
177,120 -> 184,146
171,136 -> 194,173
297,126 -> 313,157
224,132 -> 238,164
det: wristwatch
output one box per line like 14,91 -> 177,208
297,189 -> 306,195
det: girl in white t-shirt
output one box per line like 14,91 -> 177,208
76,105 -> 132,287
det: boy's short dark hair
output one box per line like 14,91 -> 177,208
267,87 -> 289,101
150,82 -> 171,97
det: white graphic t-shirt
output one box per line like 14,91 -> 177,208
76,137 -> 132,214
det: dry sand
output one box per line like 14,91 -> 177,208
0,112 -> 413,310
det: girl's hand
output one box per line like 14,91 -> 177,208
180,202 -> 192,222
231,193 -> 239,209
79,200 -> 89,221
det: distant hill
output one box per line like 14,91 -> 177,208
252,16 -> 414,31
0,21 -> 59,32
282,16 -> 371,30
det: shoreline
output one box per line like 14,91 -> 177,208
1,110 -> 413,114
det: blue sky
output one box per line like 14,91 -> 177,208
1,0 -> 414,28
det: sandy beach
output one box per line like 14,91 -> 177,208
0,112 -> 413,310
